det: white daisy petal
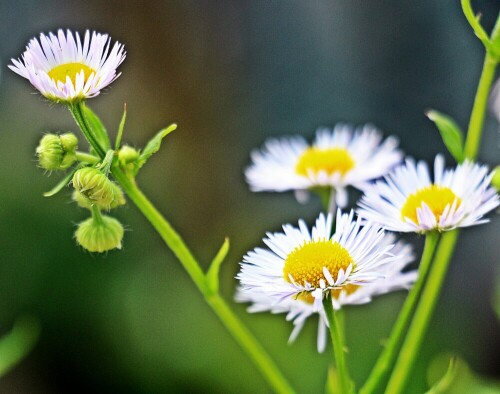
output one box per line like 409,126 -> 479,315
245,124 -> 402,203
10,29 -> 125,103
358,155 -> 499,232
236,210 -> 415,352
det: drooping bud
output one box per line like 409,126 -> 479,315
36,133 -> 78,170
75,215 -> 124,253
118,145 -> 140,173
72,167 -> 124,209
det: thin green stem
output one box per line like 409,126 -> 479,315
360,232 -> 439,394
111,165 -> 295,394
75,151 -> 100,165
463,53 -> 498,159
69,102 -> 106,159
323,298 -> 353,394
91,205 -> 104,225
385,231 -> 459,394
461,0 -> 491,48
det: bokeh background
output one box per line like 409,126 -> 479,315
0,1 -> 499,393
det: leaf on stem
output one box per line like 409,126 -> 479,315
426,110 -> 465,163
115,103 -> 127,150
82,104 -> 111,151
137,124 -> 177,170
206,237 -> 230,294
426,354 -> 500,394
43,166 -> 80,197
324,366 -> 342,394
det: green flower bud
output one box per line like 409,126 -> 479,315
492,165 -> 500,192
75,215 -> 124,253
72,183 -> 126,210
118,145 -> 140,173
36,133 -> 78,170
72,167 -> 124,209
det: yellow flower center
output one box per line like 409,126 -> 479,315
283,240 -> 353,288
47,62 -> 96,85
401,185 -> 461,223
295,148 -> 355,177
296,284 -> 360,304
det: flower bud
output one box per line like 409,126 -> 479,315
72,182 -> 126,210
118,145 -> 140,173
72,167 -> 124,209
36,133 -> 78,170
75,215 -> 124,253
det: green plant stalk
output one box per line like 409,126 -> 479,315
69,102 -> 106,159
323,298 -> 353,394
0,316 -> 40,377
384,231 -> 459,394
463,53 -> 498,159
111,166 -> 295,394
75,151 -> 100,164
360,232 -> 439,394
383,10 -> 499,391
69,105 -> 294,393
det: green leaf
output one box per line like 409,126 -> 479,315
43,167 -> 80,197
115,103 -> 127,150
82,104 -> 111,151
206,238 -> 230,295
137,124 -> 177,170
426,354 -> 500,394
426,110 -> 465,163
0,316 -> 41,377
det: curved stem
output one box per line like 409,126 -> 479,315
111,166 -> 294,393
360,232 -> 439,394
323,298 -> 353,394
385,231 -> 459,394
75,151 -> 100,165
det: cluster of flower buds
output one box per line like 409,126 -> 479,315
36,133 -> 78,170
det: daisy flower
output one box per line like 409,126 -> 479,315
236,211 -> 415,352
245,124 -> 402,207
9,29 -> 126,103
357,154 -> 499,233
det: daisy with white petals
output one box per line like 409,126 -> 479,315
357,154 -> 499,233
10,29 -> 126,103
236,211 -> 415,352
245,124 -> 402,207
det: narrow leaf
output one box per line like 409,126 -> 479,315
82,104 -> 111,151
137,124 -> 177,169
206,238 -> 230,294
115,103 -> 127,150
43,167 -> 79,197
426,110 -> 465,163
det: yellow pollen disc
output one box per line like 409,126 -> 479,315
296,284 -> 360,304
295,147 -> 355,177
283,241 -> 353,288
47,62 -> 96,85
401,185 -> 461,223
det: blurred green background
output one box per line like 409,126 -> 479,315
0,1 -> 499,393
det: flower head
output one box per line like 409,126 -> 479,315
236,211 -> 415,352
357,155 -> 499,233
36,132 -> 78,170
9,29 -> 126,103
75,214 -> 124,253
245,124 -> 402,207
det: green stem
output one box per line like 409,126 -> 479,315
463,53 -> 498,159
385,231 -> 459,394
69,102 -> 106,159
111,165 -> 295,394
0,316 -> 41,377
323,298 -> 353,394
75,151 -> 100,164
360,232 -> 439,394
91,204 -> 104,225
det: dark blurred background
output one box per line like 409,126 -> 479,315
0,1 -> 499,393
